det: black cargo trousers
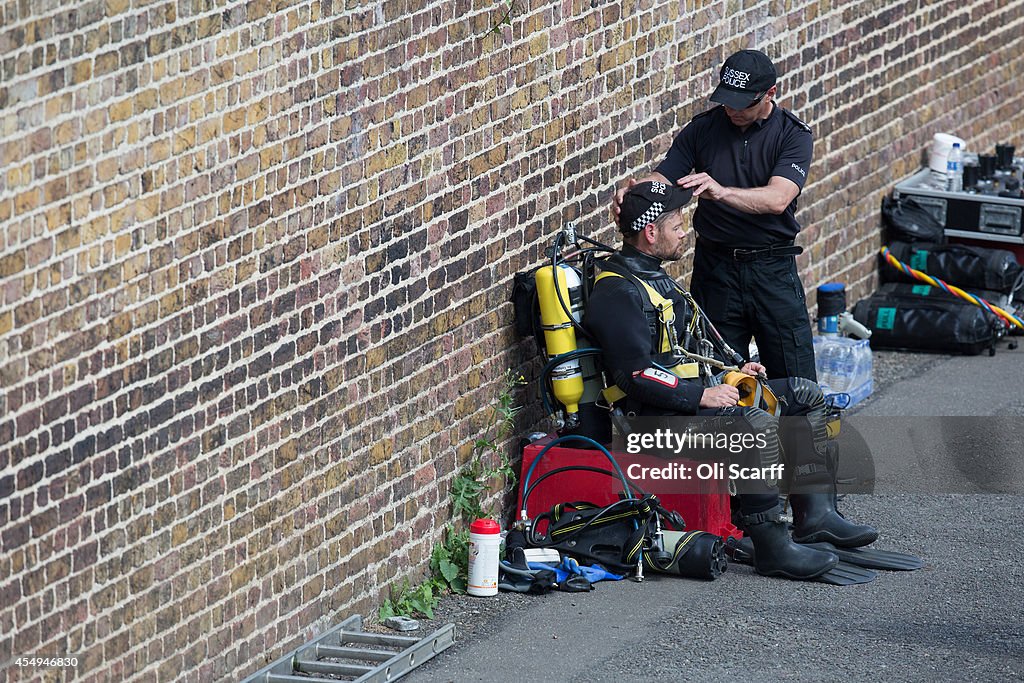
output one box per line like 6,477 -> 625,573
689,241 -> 817,382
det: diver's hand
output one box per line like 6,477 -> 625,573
699,384 -> 739,408
740,362 -> 766,377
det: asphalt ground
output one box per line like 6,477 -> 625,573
407,340 -> 1024,683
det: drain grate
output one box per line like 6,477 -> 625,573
243,615 -> 456,682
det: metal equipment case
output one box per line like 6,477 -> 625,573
892,165 -> 1024,244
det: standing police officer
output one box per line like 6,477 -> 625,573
614,49 -> 817,380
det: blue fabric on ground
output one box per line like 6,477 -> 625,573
526,557 -> 625,582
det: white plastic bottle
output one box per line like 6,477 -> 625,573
947,142 -> 963,192
831,340 -> 852,392
467,519 -> 501,597
814,336 -> 835,390
854,341 -> 871,388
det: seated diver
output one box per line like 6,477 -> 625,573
585,181 -> 878,581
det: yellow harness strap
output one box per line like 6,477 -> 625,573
594,270 -> 699,411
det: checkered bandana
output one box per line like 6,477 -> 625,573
630,201 -> 665,233
617,181 -> 692,234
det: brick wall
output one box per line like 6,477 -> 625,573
1,0 -> 1022,680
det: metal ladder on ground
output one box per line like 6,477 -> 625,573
242,615 -> 456,682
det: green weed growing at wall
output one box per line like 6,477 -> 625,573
380,370 -> 525,619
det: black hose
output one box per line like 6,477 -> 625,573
523,465 -> 641,508
526,496 -> 649,548
539,348 -> 603,415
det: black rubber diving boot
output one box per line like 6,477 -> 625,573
790,493 -> 878,548
742,507 -> 840,581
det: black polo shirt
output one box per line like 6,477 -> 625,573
655,104 -> 812,246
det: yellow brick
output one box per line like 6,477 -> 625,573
147,138 -> 169,164
96,157 -> 119,182
135,88 -> 158,113
172,127 -> 195,154
529,35 -> 548,57
230,563 -> 254,592
235,50 -> 258,76
182,70 -> 207,98
46,203 -> 71,231
197,14 -> 220,39
487,144 -> 507,166
103,182 -> 124,206
197,118 -> 219,145
136,194 -> 159,221
259,143 -> 282,169
159,77 -> 183,104
122,253 -> 146,281
365,346 -> 387,370
231,257 -> 254,284
109,205 -> 135,232
54,227 -> 79,255
114,232 -> 132,257
43,178 -> 68,203
160,288 -> 184,316
468,153 -> 488,178
54,120 -> 78,146
369,439 -> 392,465
246,98 -> 268,125
331,115 -> 351,142
222,107 -> 246,134
216,33 -> 238,59
0,250 -> 24,277
94,51 -> 119,76
250,123 -> 266,147
71,59 -> 92,85
170,521 -> 187,547
109,99 -> 132,122
14,189 -> 39,215
152,56 -> 167,82
236,154 -> 258,181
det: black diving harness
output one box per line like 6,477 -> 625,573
593,256 -> 786,418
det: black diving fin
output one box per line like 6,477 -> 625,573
800,541 -> 924,571
724,537 -> 876,586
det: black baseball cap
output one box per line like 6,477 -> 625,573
709,49 -> 777,109
617,181 -> 692,234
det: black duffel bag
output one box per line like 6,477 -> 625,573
875,282 -> 1011,311
881,195 -> 945,244
853,285 -> 1000,355
882,241 -> 1023,294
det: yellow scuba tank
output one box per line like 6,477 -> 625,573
723,371 -> 780,416
535,264 -> 584,426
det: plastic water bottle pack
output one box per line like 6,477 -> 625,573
813,336 -> 873,406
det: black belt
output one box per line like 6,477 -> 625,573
697,237 -> 803,262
